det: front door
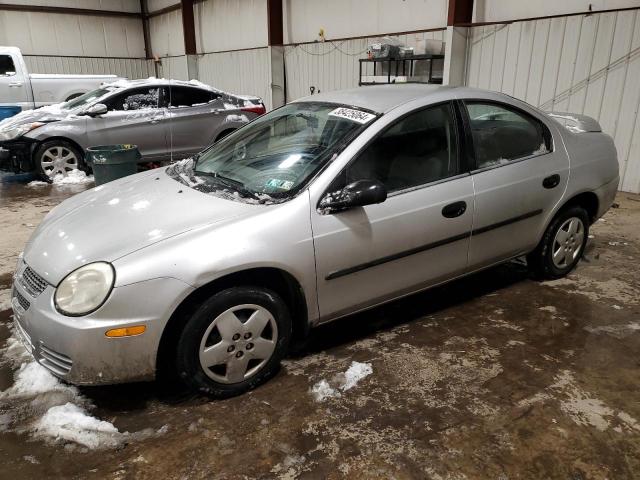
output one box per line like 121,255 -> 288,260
87,86 -> 169,160
311,102 -> 474,320
462,100 -> 570,270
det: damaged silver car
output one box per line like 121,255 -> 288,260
11,85 -> 619,397
0,78 -> 265,178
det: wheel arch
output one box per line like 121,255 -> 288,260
156,267 -> 309,379
557,191 -> 599,224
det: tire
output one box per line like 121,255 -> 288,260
527,205 -> 590,280
176,287 -> 292,398
34,140 -> 84,180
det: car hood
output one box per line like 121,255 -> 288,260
0,105 -> 75,130
23,168 -> 260,285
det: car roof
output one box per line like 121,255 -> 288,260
293,84 -> 460,114
291,84 -> 520,114
102,77 -> 220,93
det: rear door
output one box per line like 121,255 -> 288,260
0,53 -> 31,110
166,85 -> 224,159
462,99 -> 569,270
311,102 -> 474,320
86,86 -> 169,160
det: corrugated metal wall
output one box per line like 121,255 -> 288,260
197,48 -> 272,108
284,30 -> 445,102
0,9 -> 145,57
23,56 -> 154,79
465,9 -> 640,193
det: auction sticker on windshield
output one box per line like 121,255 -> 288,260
329,107 -> 376,124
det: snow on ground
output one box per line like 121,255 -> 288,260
0,289 -> 11,312
310,361 -> 373,402
0,328 -> 126,449
27,169 -> 94,188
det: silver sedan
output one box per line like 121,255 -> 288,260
0,78 -> 265,178
11,85 -> 619,397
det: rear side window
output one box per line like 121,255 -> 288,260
0,55 -> 16,76
107,87 -> 160,111
466,101 -> 550,169
168,86 -> 218,108
332,103 -> 459,193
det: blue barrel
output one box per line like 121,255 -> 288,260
0,106 -> 21,121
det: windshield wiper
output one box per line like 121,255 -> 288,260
194,170 -> 261,201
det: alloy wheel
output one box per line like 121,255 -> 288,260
41,146 -> 78,178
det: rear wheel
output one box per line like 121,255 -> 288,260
34,140 -> 84,180
176,287 -> 292,398
527,205 -> 589,280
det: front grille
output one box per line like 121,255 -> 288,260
13,288 -> 30,311
39,342 -> 73,376
20,266 -> 48,298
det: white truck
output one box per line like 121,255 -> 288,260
0,46 -> 123,120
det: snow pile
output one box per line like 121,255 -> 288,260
0,329 -> 125,450
310,361 -> 373,402
341,361 -> 374,391
0,288 -> 11,312
34,403 -> 122,449
26,180 -> 49,188
52,169 -> 94,185
26,170 -> 94,187
1,361 -> 75,397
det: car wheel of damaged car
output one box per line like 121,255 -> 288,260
176,287 -> 292,398
527,206 -> 589,280
35,140 -> 84,180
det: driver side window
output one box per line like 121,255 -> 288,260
332,103 -> 459,194
106,88 -> 160,111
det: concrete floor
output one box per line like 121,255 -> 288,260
0,177 -> 639,479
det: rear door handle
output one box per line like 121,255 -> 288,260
543,174 -> 560,189
442,201 -> 467,218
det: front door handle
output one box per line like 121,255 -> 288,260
543,174 -> 560,189
8,82 -> 23,87
442,201 -> 467,218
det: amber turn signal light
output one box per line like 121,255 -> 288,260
105,325 -> 146,337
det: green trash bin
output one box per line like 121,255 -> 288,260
86,144 -> 142,186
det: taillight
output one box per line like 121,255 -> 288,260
241,104 -> 266,116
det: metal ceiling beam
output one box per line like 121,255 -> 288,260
181,0 -> 197,55
0,3 -> 141,18
140,0 -> 153,59
447,0 -> 474,26
267,0 -> 284,46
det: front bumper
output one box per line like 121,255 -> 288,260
0,139 -> 35,173
11,262 -> 193,385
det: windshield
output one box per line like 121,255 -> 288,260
60,87 -> 114,111
194,102 -> 376,198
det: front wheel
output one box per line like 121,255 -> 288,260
34,140 -> 84,180
527,205 -> 589,280
176,287 -> 292,398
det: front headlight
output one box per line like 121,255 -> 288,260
0,122 -> 45,142
55,262 -> 115,316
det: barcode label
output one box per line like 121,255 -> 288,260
329,107 -> 376,124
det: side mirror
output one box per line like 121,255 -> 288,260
319,179 -> 387,214
83,103 -> 108,117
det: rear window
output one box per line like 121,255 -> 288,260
168,86 -> 218,108
0,55 -> 16,76
466,101 -> 550,169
